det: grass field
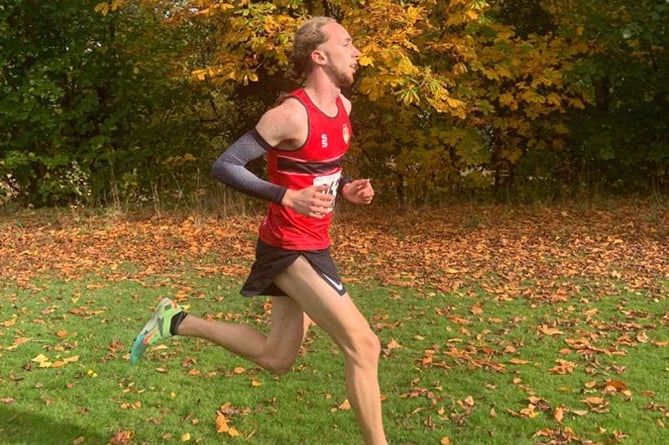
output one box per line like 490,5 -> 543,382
0,203 -> 667,445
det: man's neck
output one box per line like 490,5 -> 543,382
303,76 -> 341,116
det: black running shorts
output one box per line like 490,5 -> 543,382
241,239 -> 347,297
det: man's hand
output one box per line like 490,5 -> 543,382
282,185 -> 335,218
342,179 -> 374,205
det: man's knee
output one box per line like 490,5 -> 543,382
263,351 -> 299,376
346,329 -> 381,367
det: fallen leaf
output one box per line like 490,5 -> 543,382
8,337 -> 31,350
386,339 -> 401,350
227,427 -> 240,437
538,325 -> 564,336
554,406 -> 565,423
471,303 -> 483,316
1,317 -> 17,327
215,412 -> 229,433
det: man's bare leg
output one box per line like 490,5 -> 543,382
176,296 -> 309,375
273,256 -> 387,445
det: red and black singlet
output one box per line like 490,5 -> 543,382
259,88 -> 352,250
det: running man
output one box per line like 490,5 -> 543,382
130,16 -> 387,445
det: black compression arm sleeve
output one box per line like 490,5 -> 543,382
211,129 -> 287,205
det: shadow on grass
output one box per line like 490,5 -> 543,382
0,405 -> 109,445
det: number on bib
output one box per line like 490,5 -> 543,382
313,172 -> 342,212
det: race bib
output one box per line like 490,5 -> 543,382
313,171 -> 342,212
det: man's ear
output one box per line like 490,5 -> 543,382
310,49 -> 327,66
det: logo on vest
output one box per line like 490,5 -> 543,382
342,124 -> 350,144
321,133 -> 328,148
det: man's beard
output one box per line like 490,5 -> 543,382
326,64 -> 354,88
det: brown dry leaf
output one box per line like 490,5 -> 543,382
636,331 -> 650,343
538,325 -> 564,336
440,437 -> 451,445
471,303 -> 483,316
553,406 -> 565,423
448,316 -> 470,325
109,430 -> 134,445
386,339 -> 401,350
51,355 -> 79,369
549,359 -> 577,374
582,397 -> 610,413
528,396 -> 550,409
520,405 -> 540,418
533,426 -> 581,442
603,379 -> 628,393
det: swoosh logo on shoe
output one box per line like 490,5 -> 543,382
322,273 -> 344,292
142,331 -> 156,345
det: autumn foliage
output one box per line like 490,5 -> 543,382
0,0 -> 666,207
2,203 -> 665,300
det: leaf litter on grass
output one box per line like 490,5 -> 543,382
0,202 -> 667,444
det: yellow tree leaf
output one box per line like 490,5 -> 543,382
359,55 -> 374,67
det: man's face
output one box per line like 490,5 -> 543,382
316,23 -> 361,87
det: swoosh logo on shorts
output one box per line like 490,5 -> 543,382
322,273 -> 344,292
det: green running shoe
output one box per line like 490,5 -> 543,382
130,298 -> 183,365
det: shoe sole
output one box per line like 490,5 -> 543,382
129,297 -> 171,364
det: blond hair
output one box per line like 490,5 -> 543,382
290,16 -> 336,81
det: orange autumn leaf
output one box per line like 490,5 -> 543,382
553,406 -> 565,423
215,412 -> 229,433
1,317 -> 17,327
8,337 -> 30,350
